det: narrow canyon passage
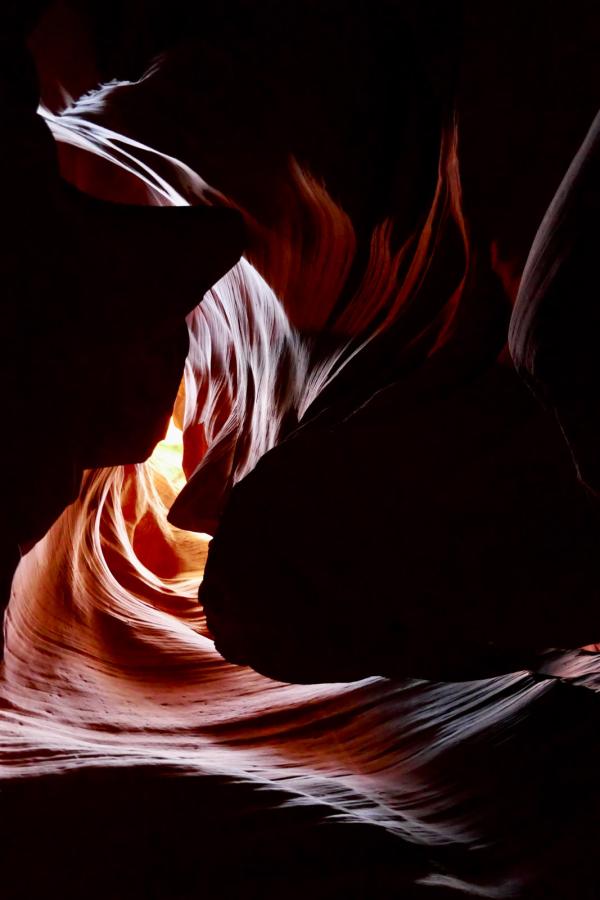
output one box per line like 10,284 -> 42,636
2,3 -> 600,898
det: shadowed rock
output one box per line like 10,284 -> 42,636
0,15 -> 244,634
509,109 -> 600,495
201,358 -> 600,683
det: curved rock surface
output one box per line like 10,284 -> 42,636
2,4 -> 600,898
510,110 -> 600,494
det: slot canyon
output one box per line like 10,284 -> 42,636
2,2 -> 600,897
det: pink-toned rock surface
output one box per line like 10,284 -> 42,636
2,4 -> 600,898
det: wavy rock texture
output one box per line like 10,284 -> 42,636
2,420 -> 600,899
0,101 -> 598,898
3,4 -> 600,898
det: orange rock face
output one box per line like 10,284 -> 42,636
2,4 -> 600,899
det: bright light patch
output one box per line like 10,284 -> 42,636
149,417 -> 186,494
